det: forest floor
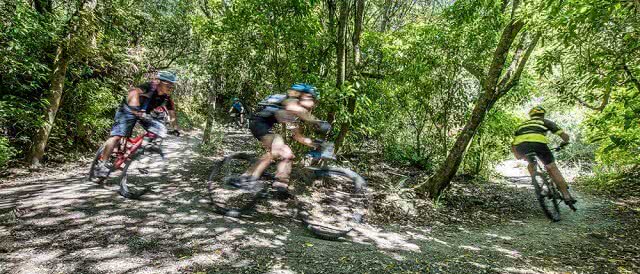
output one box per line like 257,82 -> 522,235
1,127 -> 639,274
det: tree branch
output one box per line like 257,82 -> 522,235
498,31 -> 541,96
482,19 -> 525,94
570,87 -> 611,112
462,62 -> 485,82
623,63 -> 640,93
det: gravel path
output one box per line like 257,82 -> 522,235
0,128 -> 638,274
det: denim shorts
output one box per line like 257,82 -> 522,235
110,105 -> 167,138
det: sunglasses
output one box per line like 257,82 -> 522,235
160,81 -> 175,89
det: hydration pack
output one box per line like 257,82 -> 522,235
258,94 -> 287,107
254,94 -> 287,118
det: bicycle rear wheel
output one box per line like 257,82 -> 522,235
207,152 -> 266,217
118,143 -> 165,199
297,167 -> 367,241
531,170 -> 561,222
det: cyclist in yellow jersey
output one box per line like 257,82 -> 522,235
511,106 -> 577,206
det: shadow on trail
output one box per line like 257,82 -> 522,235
0,129 -> 637,273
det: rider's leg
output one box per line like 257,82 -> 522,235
249,152 -> 274,179
247,134 -> 276,179
271,135 -> 294,183
100,136 -> 122,160
101,106 -> 138,160
545,163 -> 573,201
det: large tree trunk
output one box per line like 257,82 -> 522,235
418,13 -> 540,198
27,0 -> 98,167
27,46 -> 70,167
334,0 -> 365,152
335,0 -> 350,88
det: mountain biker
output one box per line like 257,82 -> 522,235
511,106 -> 577,206
240,83 -> 331,193
93,71 -> 180,178
228,98 -> 245,126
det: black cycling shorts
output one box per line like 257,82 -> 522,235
249,117 -> 275,140
515,142 -> 555,165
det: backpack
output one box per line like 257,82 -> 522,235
254,94 -> 287,118
258,94 -> 287,107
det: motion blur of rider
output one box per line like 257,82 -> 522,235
511,106 -> 577,206
241,83 -> 331,193
93,71 -> 180,178
228,98 -> 245,125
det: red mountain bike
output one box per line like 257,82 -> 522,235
88,131 -> 166,199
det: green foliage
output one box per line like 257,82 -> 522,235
585,88 -> 640,167
462,109 -> 520,177
0,136 -> 18,169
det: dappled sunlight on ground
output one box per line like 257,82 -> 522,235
0,128 -> 637,273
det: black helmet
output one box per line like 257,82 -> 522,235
529,106 -> 546,117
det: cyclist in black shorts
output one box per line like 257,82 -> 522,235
511,106 -> 577,206
240,83 -> 330,193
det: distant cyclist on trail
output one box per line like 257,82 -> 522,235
511,106 -> 577,206
228,97 -> 245,126
93,71 -> 180,178
237,83 -> 331,193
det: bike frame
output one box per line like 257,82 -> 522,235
104,132 -> 158,170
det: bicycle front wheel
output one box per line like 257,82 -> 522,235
532,171 -> 561,222
297,167 -> 367,241
118,144 -> 165,199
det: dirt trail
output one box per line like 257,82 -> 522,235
0,128 -> 638,274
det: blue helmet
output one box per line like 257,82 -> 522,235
290,83 -> 318,99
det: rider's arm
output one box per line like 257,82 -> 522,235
284,101 -> 318,123
545,119 -> 570,144
291,126 -> 317,148
559,132 -> 570,144
168,110 -> 179,129
126,88 -> 144,117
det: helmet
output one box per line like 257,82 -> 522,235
529,106 -> 546,117
158,71 -> 178,83
233,97 -> 239,101
290,83 -> 318,99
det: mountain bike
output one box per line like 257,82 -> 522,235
207,141 -> 368,240
229,112 -> 248,129
525,145 -> 577,222
88,112 -> 179,199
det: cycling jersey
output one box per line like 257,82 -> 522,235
123,82 -> 174,113
232,102 -> 243,113
512,117 -> 564,145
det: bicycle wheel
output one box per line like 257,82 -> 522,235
118,142 -> 165,199
531,170 -> 561,222
207,152 -> 266,217
297,167 -> 367,241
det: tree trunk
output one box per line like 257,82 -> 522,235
27,0 -> 98,167
418,16 -> 537,198
202,81 -> 217,145
334,0 -> 364,152
335,0 -> 349,88
27,46 -> 70,167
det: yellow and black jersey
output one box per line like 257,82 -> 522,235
512,117 -> 564,145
